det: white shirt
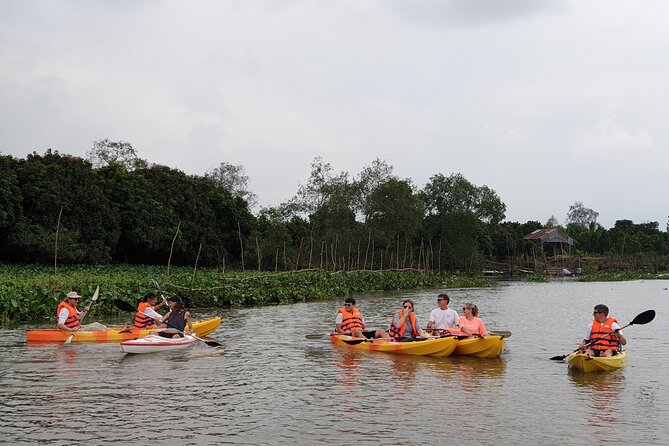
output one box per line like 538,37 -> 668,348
584,321 -> 622,340
428,308 -> 459,329
143,306 -> 163,322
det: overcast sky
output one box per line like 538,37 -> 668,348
1,0 -> 667,229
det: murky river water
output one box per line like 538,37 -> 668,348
0,280 -> 667,445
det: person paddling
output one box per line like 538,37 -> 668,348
334,298 -> 390,339
578,304 -> 626,357
157,295 -> 193,339
389,299 -> 427,340
57,291 -> 107,332
426,293 -> 459,336
458,303 -> 487,338
134,293 -> 168,329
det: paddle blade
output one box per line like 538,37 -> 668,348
152,279 -> 162,293
205,340 -> 223,347
490,330 -> 512,338
91,285 -> 100,302
631,309 -> 655,326
550,355 -> 567,361
114,299 -> 137,313
64,334 -> 74,344
305,334 -> 327,339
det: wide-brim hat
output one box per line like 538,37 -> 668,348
66,291 -> 82,299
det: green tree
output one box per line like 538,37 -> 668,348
566,201 -> 599,228
205,162 -> 257,207
86,139 -> 148,171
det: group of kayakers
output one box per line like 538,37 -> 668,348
335,295 -> 627,356
56,291 -> 194,338
335,293 -> 488,341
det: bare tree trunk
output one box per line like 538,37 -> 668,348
237,220 -> 245,272
404,238 -> 409,268
347,242 -> 352,271
283,241 -> 287,271
370,238 -> 375,270
309,232 -> 313,269
54,205 -> 63,275
167,221 -> 181,278
275,248 -> 279,272
256,237 -> 261,272
364,229 -> 371,270
438,239 -> 442,273
429,239 -> 434,272
192,242 -> 203,284
397,234 -> 400,269
356,238 -> 361,270
320,241 -> 325,270
296,238 -> 303,270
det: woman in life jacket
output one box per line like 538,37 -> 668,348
134,293 -> 167,329
157,295 -> 193,339
389,299 -> 427,341
578,304 -> 626,357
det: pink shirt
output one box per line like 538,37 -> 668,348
457,316 -> 487,336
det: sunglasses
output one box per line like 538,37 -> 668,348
593,311 -> 603,314
462,307 -> 471,311
344,303 -> 352,307
403,305 -> 412,309
437,298 -> 445,302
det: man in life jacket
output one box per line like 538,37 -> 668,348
335,298 -> 390,339
578,304 -> 626,357
134,293 -> 167,329
56,291 -> 107,332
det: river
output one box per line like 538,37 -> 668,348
0,280 -> 667,445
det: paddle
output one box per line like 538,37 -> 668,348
550,309 -> 655,361
152,279 -> 191,308
65,285 -> 99,344
114,299 -> 222,348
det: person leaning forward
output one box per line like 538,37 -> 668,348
578,304 -> 626,357
56,291 -> 107,332
157,295 -> 193,338
334,298 -> 390,339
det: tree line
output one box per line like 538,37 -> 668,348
1,142 -> 668,273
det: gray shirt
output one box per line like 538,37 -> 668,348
393,313 -> 421,338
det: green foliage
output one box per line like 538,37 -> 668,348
0,265 -> 493,323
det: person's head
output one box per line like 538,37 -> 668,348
144,293 -> 157,303
462,303 -> 479,317
344,297 -> 356,310
402,299 -> 415,313
593,304 -> 609,321
437,293 -> 449,309
169,294 -> 185,312
66,291 -> 81,305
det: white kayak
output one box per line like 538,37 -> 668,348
121,334 -> 197,354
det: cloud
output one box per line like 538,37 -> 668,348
572,112 -> 656,162
384,0 -> 564,26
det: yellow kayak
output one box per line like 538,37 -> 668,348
26,317 -> 221,343
331,334 -> 458,356
453,335 -> 506,358
567,351 -> 627,373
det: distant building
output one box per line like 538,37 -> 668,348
523,228 -> 574,256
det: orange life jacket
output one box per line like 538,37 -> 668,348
56,300 -> 80,330
134,302 -> 157,329
589,317 -> 620,351
338,307 -> 364,333
389,311 -> 419,339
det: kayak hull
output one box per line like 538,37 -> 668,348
330,334 -> 457,356
26,317 -> 221,343
453,336 -> 506,358
121,334 -> 197,354
567,351 -> 627,373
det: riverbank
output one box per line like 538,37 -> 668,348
0,265 -> 493,323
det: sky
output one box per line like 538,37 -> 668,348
1,0 -> 667,229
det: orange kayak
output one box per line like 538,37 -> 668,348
26,317 -> 221,343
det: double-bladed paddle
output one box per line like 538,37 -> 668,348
550,309 -> 655,361
114,298 -> 222,348
64,285 -> 99,344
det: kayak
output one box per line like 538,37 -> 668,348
330,334 -> 458,356
121,334 -> 197,354
25,317 -> 221,343
567,350 -> 627,373
453,335 -> 506,358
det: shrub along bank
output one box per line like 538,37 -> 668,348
0,265 -> 492,324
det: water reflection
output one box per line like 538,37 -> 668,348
569,370 -> 625,435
